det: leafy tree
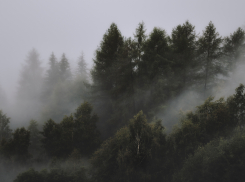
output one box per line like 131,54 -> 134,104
197,21 -> 223,92
165,94 -> 238,180
90,111 -> 166,182
42,102 -> 100,158
174,130 -> 245,182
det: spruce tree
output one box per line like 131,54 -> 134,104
197,21 -> 223,92
91,23 -> 124,97
0,110 -> 12,141
142,27 -> 171,106
170,21 -> 197,92
59,53 -> 72,81
15,49 -> 43,124
223,27 -> 245,72
76,52 -> 87,81
46,52 -> 60,88
91,23 -> 124,137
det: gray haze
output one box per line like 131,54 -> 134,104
1,0 -> 245,127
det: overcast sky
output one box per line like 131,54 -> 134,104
1,0 -> 245,102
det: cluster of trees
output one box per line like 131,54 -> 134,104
91,21 -> 245,138
4,84 -> 245,182
0,102 -> 100,182
11,49 -> 88,126
0,20 -> 245,181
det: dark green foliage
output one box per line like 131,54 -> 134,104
91,23 -> 124,137
165,94 -> 239,181
1,127 -> 31,162
42,102 -> 100,158
73,102 -> 100,156
170,21 -> 197,91
28,120 -> 42,156
5,21 -> 245,182
174,130 -> 245,182
197,21 -> 223,91
141,27 -> 172,107
12,128 -> 31,161
41,119 -> 62,158
90,111 -> 166,182
91,23 -> 124,93
228,84 -> 245,128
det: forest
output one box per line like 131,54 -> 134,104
1,20 -> 245,182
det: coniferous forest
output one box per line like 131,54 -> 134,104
1,21 -> 245,182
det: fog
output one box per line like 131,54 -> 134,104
1,0 -> 245,104
1,1 -> 245,182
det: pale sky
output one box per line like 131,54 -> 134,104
1,0 -> 245,102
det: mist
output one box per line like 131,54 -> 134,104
1,1 -> 245,182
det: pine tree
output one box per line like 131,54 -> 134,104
46,52 -> 60,88
91,23 -> 124,96
170,21 -> 197,92
77,52 -> 88,81
134,22 -> 147,66
15,49 -> 43,124
59,53 -> 72,81
17,49 -> 43,100
73,102 -> 100,156
223,27 -> 245,72
0,110 -> 12,141
42,52 -> 60,104
91,23 -> 124,137
197,21 -> 223,92
142,27 -> 171,106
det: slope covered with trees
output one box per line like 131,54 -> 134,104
0,20 -> 245,182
